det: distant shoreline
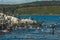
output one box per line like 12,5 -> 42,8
0,1 -> 60,15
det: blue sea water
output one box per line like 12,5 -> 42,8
0,16 -> 60,40
17,15 -> 60,22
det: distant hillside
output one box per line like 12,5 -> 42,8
24,1 -> 60,6
0,1 -> 60,15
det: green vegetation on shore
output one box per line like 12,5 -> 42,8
0,1 -> 60,15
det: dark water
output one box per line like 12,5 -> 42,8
0,16 -> 60,40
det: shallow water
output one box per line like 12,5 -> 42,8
0,16 -> 60,40
0,29 -> 60,40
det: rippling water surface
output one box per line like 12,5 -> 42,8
0,16 -> 60,40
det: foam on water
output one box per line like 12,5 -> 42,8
0,16 -> 60,40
